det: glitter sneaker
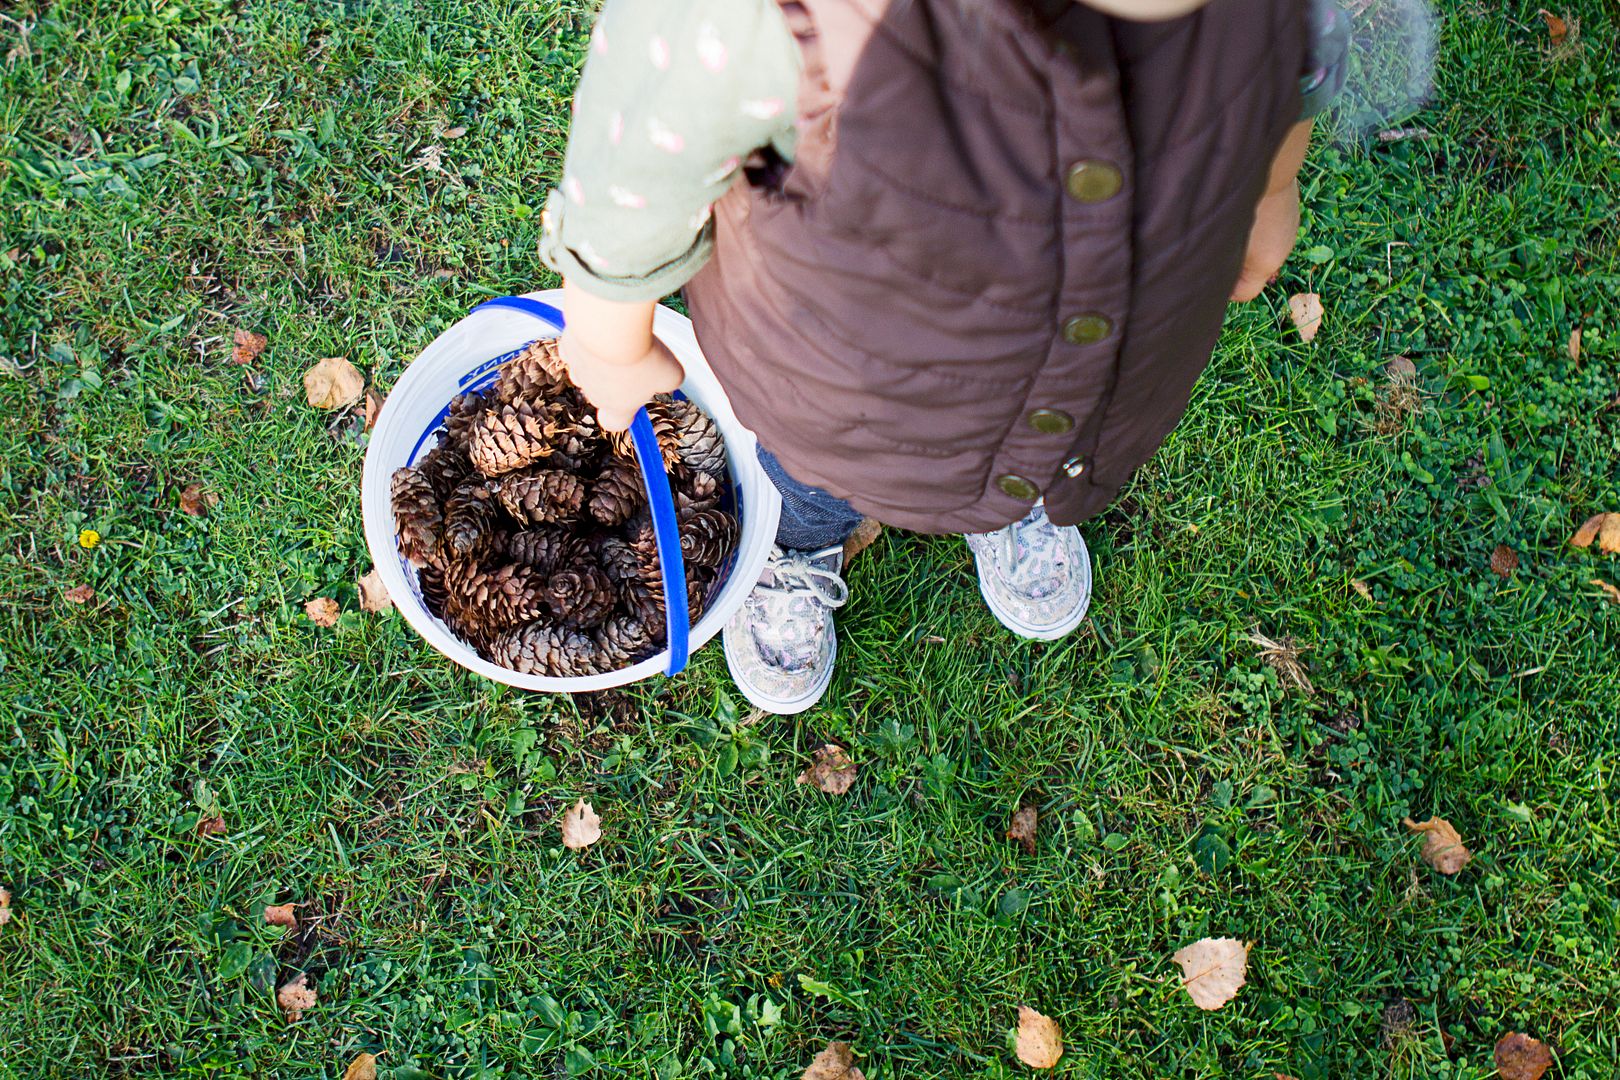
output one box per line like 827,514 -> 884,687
722,545 -> 850,714
964,503 -> 1091,640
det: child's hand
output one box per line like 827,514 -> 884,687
562,329 -> 685,433
1230,178 -> 1301,303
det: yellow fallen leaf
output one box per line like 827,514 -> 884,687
277,973 -> 317,1022
1006,804 -> 1038,855
561,799 -> 601,850
1288,293 -> 1324,343
802,1041 -> 865,1080
303,356 -> 366,410
305,597 -> 340,627
1173,937 -> 1250,1010
1571,512 -> 1620,553
1589,579 -> 1620,604
343,1052 -> 379,1080
1015,1005 -> 1063,1069
264,903 -> 298,930
1495,1031 -> 1554,1080
358,569 -> 393,614
0,887 -> 11,928
364,387 -> 384,430
1350,579 -> 1374,601
1403,816 -> 1472,874
797,744 -> 858,795
1568,327 -> 1581,361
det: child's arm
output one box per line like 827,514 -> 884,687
558,282 -> 684,432
1229,118 -> 1312,303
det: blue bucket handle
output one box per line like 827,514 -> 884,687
470,296 -> 690,677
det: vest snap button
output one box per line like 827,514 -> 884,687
1063,314 -> 1113,345
1027,408 -> 1075,435
1062,455 -> 1087,479
1065,160 -> 1123,203
996,474 -> 1040,501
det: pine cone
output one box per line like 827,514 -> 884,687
552,411 -> 602,472
497,339 -> 568,401
674,469 -> 721,515
610,398 -> 682,468
446,561 -> 548,637
490,621 -> 603,677
443,480 -> 500,560
589,456 -> 646,526
417,443 -> 472,501
679,508 -> 739,568
545,565 -> 617,629
594,614 -> 654,667
438,559 -> 493,647
468,399 -> 558,477
418,563 -> 449,619
391,466 -> 442,568
496,469 -> 586,526
509,529 -> 579,575
621,580 -> 666,638
664,398 -> 727,475
590,535 -> 641,584
443,390 -> 490,448
687,565 -> 718,621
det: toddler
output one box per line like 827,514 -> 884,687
541,0 -> 1347,712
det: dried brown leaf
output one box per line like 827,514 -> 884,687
1490,544 -> 1519,578
277,973 -> 317,1022
0,887 -> 11,928
802,1041 -> 865,1080
232,329 -> 268,365
1495,1032 -> 1554,1080
1589,579 -> 1620,604
303,356 -> 366,410
64,584 -> 95,605
264,903 -> 299,930
180,482 -> 218,517
443,125 -> 468,139
342,1052 -> 379,1080
195,816 -> 227,837
1403,816 -> 1473,874
305,597 -> 340,627
1173,937 -> 1250,1010
358,569 -> 393,614
1350,579 -> 1374,602
364,387 -> 384,430
843,518 -> 884,563
1570,513 -> 1606,548
797,744 -> 858,795
561,799 -> 601,850
1568,327 -> 1582,362
1244,631 -> 1315,695
1385,355 -> 1418,380
1537,9 -> 1568,44
1288,293 -> 1324,343
1015,1006 -> 1063,1069
1602,516 -> 1620,556
1006,804 -> 1038,855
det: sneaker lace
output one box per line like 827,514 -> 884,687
999,508 -> 1044,571
756,550 -> 849,613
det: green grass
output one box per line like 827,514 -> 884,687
2,0 -> 1618,1077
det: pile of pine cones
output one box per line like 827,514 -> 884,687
389,338 -> 738,677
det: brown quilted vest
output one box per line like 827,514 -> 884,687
684,0 -> 1307,533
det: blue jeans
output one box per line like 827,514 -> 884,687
757,446 -> 865,552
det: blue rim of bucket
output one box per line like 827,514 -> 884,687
469,295 -> 690,677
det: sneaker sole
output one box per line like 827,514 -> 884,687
972,543 -> 1093,642
722,625 -> 837,715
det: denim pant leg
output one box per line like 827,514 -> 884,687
757,446 -> 866,552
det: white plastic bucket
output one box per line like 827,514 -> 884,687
361,289 -> 781,691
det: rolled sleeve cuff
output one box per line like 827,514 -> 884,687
538,189 -> 716,304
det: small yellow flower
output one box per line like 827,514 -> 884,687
79,529 -> 101,549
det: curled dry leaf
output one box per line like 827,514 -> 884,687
561,799 -> 602,850
1590,579 -> 1620,604
802,1041 -> 865,1080
277,973 -> 317,1022
843,517 -> 884,563
1568,327 -> 1581,362
1350,579 -> 1374,602
342,1052 -> 379,1080
357,569 -> 393,614
264,903 -> 299,930
180,482 -> 218,516
1490,544 -> 1519,578
1495,1032 -> 1554,1080
1536,9 -> 1568,44
797,744 -> 858,795
64,583 -> 96,605
1287,293 -> 1324,343
364,387 -> 384,430
1015,1006 -> 1063,1069
0,887 -> 11,928
195,816 -> 227,837
1569,513 -> 1606,548
303,356 -> 366,410
305,597 -> 340,627
1007,804 -> 1038,855
1403,816 -> 1472,874
232,329 -> 268,365
1173,937 -> 1250,1010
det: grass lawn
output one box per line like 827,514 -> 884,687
2,0 -> 1618,1076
